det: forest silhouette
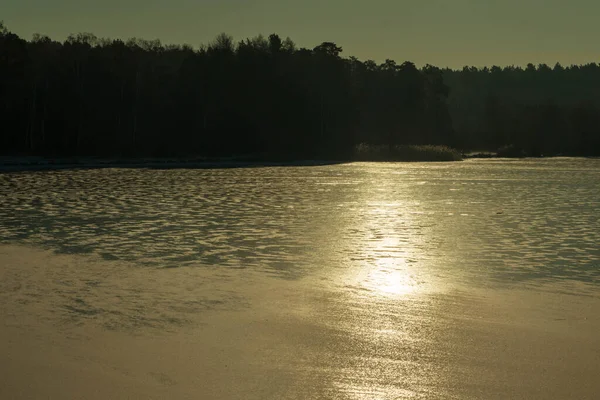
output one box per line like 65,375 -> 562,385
2,23 -> 599,159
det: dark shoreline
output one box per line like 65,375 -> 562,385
2,155 -> 597,172
0,157 -> 351,172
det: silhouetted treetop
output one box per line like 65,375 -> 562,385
313,42 -> 343,57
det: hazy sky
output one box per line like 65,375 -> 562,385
4,0 -> 599,68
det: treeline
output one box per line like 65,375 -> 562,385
1,23 -> 599,159
445,65 -> 600,156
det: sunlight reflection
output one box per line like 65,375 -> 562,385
353,218 -> 421,298
332,188 -> 432,399
368,262 -> 417,297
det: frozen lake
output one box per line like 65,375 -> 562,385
1,158 -> 599,399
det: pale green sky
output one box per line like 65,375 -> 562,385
4,0 -> 599,68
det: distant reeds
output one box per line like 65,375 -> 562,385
353,143 -> 463,162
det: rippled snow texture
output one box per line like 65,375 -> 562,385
1,159 -> 598,286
